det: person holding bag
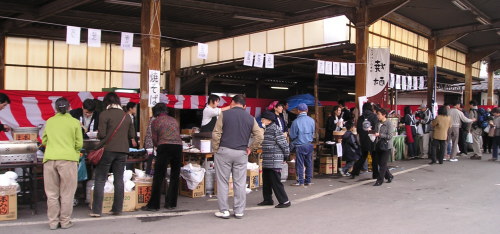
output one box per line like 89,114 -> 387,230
42,98 -> 83,230
373,108 -> 394,186
90,92 -> 136,217
489,107 -> 500,161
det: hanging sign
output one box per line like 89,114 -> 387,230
317,60 -> 325,74
87,28 -> 101,47
265,54 -> 274,69
121,32 -> 134,50
66,26 -> 81,45
413,76 -> 418,90
340,63 -> 348,76
396,75 -> 401,90
366,48 -> 390,97
325,61 -> 333,75
197,43 -> 208,59
401,75 -> 407,90
253,53 -> 264,68
348,63 -> 355,76
389,73 -> 395,88
148,70 -> 160,107
243,51 -> 254,66
419,76 -> 425,89
332,62 -> 340,75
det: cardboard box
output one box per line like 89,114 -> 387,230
247,169 -> 259,189
179,177 -> 205,198
319,157 -> 333,164
90,190 -> 137,213
333,156 -> 338,174
287,161 -> 296,180
258,159 -> 263,186
319,163 -> 333,174
214,176 -> 233,197
135,181 -> 153,209
0,186 -> 17,221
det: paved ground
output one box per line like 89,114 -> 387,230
1,155 -> 499,234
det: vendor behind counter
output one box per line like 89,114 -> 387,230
200,94 -> 230,132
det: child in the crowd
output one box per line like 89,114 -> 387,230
340,121 -> 361,176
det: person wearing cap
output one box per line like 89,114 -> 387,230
42,97 -> 83,230
0,93 -> 11,132
257,111 -> 291,208
289,103 -> 315,186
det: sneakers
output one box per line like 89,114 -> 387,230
290,183 -> 304,187
304,182 -> 314,186
61,222 -> 74,229
339,170 -> 346,177
140,206 -> 159,212
470,155 -> 482,160
234,213 -> 244,219
214,210 -> 230,219
257,201 -> 274,206
275,202 -> 291,208
89,213 -> 101,217
449,158 -> 458,162
49,223 -> 60,230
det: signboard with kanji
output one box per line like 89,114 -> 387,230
366,48 -> 390,97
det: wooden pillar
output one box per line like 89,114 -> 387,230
169,47 -> 181,121
464,59 -> 473,111
139,0 -> 161,148
427,38 -> 437,108
204,76 -> 213,96
354,3 -> 369,104
314,72 -> 319,144
0,34 -> 5,90
487,63 -> 494,105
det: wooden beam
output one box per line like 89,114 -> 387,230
164,0 -> 286,19
308,0 -> 359,7
490,59 -> 500,72
1,0 -> 95,32
367,0 -> 409,25
139,0 -> 161,148
466,49 -> 498,65
427,38 -> 436,108
487,62 -> 495,105
169,48 -> 181,94
354,2 -> 368,103
464,61 -> 473,110
314,72 -> 320,144
383,12 -> 431,36
434,21 -> 500,37
0,2 -> 36,14
0,33 -> 4,90
435,33 -> 468,51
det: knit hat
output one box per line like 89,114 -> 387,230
260,111 -> 275,121
419,104 -> 426,109
297,103 -> 308,111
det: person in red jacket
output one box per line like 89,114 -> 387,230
403,106 -> 417,159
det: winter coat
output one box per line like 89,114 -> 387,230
262,122 -> 290,169
341,131 -> 360,161
356,110 -> 379,151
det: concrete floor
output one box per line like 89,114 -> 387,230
1,156 -> 499,234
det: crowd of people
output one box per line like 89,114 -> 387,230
1,91 -> 500,228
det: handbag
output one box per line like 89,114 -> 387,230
488,126 -> 496,137
77,155 -> 88,181
87,114 -> 127,165
376,123 -> 390,151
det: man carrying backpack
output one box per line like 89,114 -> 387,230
469,100 -> 483,160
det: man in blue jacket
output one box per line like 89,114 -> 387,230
289,103 -> 315,186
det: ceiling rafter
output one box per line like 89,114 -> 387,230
1,0 -> 95,33
433,21 -> 500,37
466,48 -> 498,65
383,12 -> 431,36
307,0 -> 359,8
164,0 -> 286,20
366,0 -> 409,25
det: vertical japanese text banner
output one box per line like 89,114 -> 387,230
366,48 -> 390,97
148,70 -> 161,107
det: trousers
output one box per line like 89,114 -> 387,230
92,151 -> 126,215
148,144 -> 182,209
262,168 -> 289,204
215,147 -> 248,214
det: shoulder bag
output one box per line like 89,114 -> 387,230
488,126 -> 496,137
87,114 -> 127,165
376,123 -> 390,151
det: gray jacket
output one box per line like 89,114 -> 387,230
262,123 -> 290,169
378,119 -> 394,150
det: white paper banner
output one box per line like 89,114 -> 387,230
197,43 -> 208,59
121,32 -> 134,50
332,62 -> 340,75
419,76 -> 425,89
253,53 -> 264,68
148,70 -> 161,107
325,61 -> 333,75
336,143 -> 343,157
396,75 -> 401,89
401,75 -> 407,90
87,28 -> 101,47
243,51 -> 254,66
317,60 -> 325,74
413,76 -> 418,90
407,76 -> 412,90
348,63 -> 355,76
340,63 -> 348,76
265,54 -> 274,69
66,26 -> 81,45
390,73 -> 395,88
366,48 -> 390,97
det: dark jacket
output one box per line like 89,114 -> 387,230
262,122 -> 290,169
341,131 -> 360,161
356,109 -> 379,151
70,108 -> 99,138
97,108 -> 135,154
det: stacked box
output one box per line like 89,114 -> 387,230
247,169 -> 259,189
319,157 -> 333,174
179,177 -> 205,198
0,185 -> 17,221
135,181 -> 153,209
90,190 -> 137,213
287,161 -> 296,180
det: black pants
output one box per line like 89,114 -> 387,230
375,149 -> 392,183
262,169 -> 289,204
92,151 -> 126,215
483,133 -> 492,152
459,129 -> 468,154
351,150 -> 378,179
147,144 -> 182,209
431,139 -> 446,164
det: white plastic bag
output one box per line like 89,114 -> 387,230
466,132 -> 473,144
180,163 -> 206,190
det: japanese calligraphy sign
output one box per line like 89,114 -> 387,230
265,54 -> 274,69
389,73 -> 395,88
121,32 -> 134,50
197,43 -> 208,59
243,51 -> 254,66
317,60 -> 325,74
148,70 -> 160,107
325,61 -> 333,75
366,48 -> 389,97
253,53 -> 264,68
66,26 -> 81,45
88,28 -> 101,48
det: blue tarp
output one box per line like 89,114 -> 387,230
286,94 -> 321,111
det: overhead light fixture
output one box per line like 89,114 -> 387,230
233,14 -> 275,23
271,86 -> 289,90
451,0 -> 470,11
475,16 -> 491,25
348,92 -> 356,95
104,0 -> 141,7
